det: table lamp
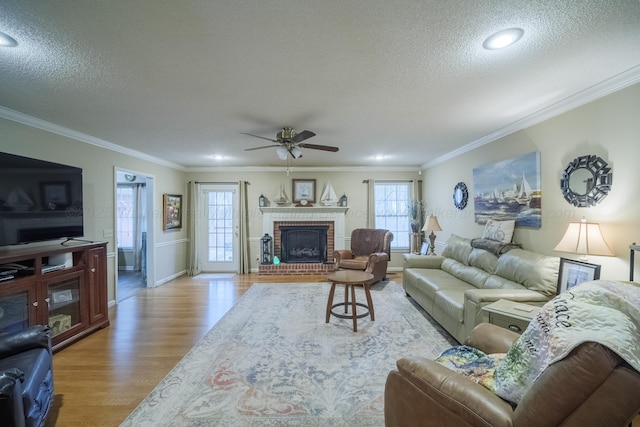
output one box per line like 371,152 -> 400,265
422,215 -> 442,255
554,217 -> 613,260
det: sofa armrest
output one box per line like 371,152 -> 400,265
464,323 -> 519,354
403,253 -> 445,269
385,356 -> 514,427
463,289 -> 549,343
0,325 -> 52,359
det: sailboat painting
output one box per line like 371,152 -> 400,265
473,151 -> 541,228
320,181 -> 338,206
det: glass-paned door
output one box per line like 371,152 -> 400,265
199,184 -> 239,272
45,271 -> 84,339
0,286 -> 33,334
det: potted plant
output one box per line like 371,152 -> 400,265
408,200 -> 426,254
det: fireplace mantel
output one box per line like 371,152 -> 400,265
260,206 -> 349,251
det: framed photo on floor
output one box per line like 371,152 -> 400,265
557,258 -> 601,294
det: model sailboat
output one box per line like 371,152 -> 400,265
320,181 -> 338,206
274,183 -> 290,206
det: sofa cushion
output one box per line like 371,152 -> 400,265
468,248 -> 499,274
483,219 -> 515,243
407,268 -> 475,300
441,258 -> 491,288
339,256 -> 368,270
493,249 -> 559,296
441,234 -> 472,266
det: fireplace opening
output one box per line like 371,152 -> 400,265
280,226 -> 328,263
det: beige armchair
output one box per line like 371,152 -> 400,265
384,323 -> 640,427
334,228 -> 393,284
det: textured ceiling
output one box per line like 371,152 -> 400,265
1,0 -> 640,170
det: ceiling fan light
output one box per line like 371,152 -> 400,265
291,147 -> 303,159
276,146 -> 288,160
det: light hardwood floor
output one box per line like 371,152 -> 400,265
45,271 -> 638,426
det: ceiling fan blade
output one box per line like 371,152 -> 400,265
298,143 -> 339,152
244,145 -> 278,151
291,130 -> 316,143
240,132 -> 278,143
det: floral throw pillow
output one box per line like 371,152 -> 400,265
483,219 -> 515,243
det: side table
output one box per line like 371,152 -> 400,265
482,299 -> 541,334
325,270 -> 374,332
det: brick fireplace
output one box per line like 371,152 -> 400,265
258,206 -> 348,276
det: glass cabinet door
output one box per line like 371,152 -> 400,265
0,288 -> 31,334
46,271 -> 84,338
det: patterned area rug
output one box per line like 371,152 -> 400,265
120,282 -> 456,426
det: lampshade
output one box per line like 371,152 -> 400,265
291,147 -> 303,159
422,215 -> 442,232
276,146 -> 288,160
554,218 -> 613,256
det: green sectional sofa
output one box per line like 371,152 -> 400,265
403,234 -> 560,343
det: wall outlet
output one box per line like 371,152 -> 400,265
103,229 -> 114,238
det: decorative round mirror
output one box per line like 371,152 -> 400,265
560,155 -> 612,207
453,182 -> 468,210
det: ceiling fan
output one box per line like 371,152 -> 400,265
242,127 -> 339,160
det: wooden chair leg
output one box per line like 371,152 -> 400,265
325,283 -> 337,323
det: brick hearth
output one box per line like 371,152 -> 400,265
258,262 -> 336,276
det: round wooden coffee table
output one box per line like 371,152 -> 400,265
325,270 -> 375,332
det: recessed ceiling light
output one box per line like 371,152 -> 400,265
0,31 -> 18,47
212,155 -> 225,160
483,28 -> 524,50
373,155 -> 385,160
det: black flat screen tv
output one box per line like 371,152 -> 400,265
0,152 -> 84,246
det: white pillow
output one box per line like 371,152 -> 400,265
483,219 -> 515,243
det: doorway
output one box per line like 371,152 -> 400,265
198,184 -> 239,272
115,169 -> 155,302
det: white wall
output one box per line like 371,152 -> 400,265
423,82 -> 640,281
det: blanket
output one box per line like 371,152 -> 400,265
436,280 -> 640,404
496,280 -> 640,403
470,238 -> 522,257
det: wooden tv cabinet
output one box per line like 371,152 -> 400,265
0,241 -> 109,352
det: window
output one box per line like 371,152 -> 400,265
116,185 -> 134,248
374,181 -> 412,250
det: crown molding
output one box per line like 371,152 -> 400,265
186,165 -> 420,173
0,106 -> 186,171
423,64 -> 640,169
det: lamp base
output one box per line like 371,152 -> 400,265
428,231 -> 437,255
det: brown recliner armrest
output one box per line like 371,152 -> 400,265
464,323 -> 519,354
385,356 -> 514,427
333,249 -> 353,265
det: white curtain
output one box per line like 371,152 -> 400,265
132,183 -> 146,271
365,179 -> 375,228
238,180 -> 250,274
186,181 -> 201,276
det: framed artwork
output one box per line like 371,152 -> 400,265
41,182 -> 72,209
163,194 -> 183,230
473,151 -> 542,228
420,242 -> 429,255
557,258 -> 601,294
292,179 -> 316,203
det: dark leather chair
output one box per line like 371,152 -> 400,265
385,323 -> 640,427
0,325 -> 54,427
334,228 -> 393,284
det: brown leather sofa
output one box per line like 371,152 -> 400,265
384,323 -> 640,427
334,228 -> 393,284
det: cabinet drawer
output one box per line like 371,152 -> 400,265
489,312 -> 530,334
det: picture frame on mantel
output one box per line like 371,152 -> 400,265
292,179 -> 316,203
